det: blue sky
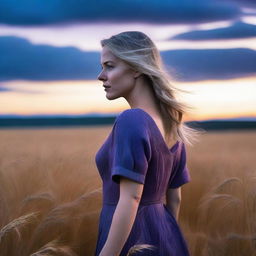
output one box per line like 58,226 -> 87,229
0,0 -> 255,120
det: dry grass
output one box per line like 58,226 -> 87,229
0,127 -> 255,255
181,130 -> 256,256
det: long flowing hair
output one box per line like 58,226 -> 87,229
101,31 -> 202,146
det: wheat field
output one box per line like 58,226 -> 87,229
0,127 -> 255,256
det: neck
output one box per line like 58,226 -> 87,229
125,76 -> 160,116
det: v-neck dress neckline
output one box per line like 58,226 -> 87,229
133,108 -> 179,154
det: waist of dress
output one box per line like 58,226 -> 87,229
103,199 -> 164,206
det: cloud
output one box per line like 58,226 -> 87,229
0,85 -> 13,92
0,83 -> 47,94
171,21 -> 256,40
0,36 -> 100,81
161,48 -> 256,81
227,0 -> 256,7
0,0 -> 241,25
1,36 -> 255,84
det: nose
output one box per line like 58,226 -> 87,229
97,70 -> 107,81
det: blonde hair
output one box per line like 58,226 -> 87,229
101,31 -> 202,146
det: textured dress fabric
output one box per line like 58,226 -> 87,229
94,108 -> 191,256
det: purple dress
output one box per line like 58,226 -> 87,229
94,108 -> 191,256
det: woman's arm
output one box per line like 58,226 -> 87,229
99,177 -> 144,256
166,187 -> 181,220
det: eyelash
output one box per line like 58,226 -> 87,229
101,64 -> 114,70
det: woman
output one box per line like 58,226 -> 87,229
94,31 -> 198,256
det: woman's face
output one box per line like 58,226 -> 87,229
98,46 -> 137,100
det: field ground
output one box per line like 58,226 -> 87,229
0,127 -> 255,255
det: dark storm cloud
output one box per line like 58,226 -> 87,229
171,21 -> 256,40
0,0 -> 241,25
0,36 -> 100,81
1,36 -> 256,86
161,48 -> 256,81
227,0 -> 256,7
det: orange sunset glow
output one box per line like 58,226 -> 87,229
1,76 -> 255,121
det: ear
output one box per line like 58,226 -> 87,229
133,70 -> 142,79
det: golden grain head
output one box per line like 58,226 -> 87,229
126,244 -> 156,255
0,212 -> 39,243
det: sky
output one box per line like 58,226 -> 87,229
0,0 -> 256,121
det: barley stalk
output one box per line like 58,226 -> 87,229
30,239 -> 77,256
0,212 -> 39,243
126,244 -> 156,255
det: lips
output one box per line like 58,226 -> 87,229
103,85 -> 111,88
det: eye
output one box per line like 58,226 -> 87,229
101,63 -> 115,70
106,64 -> 114,69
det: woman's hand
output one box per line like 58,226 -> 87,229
99,177 -> 144,256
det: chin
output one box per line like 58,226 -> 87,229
105,93 -> 121,100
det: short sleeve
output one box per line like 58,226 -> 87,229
111,110 -> 151,184
168,142 -> 191,189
